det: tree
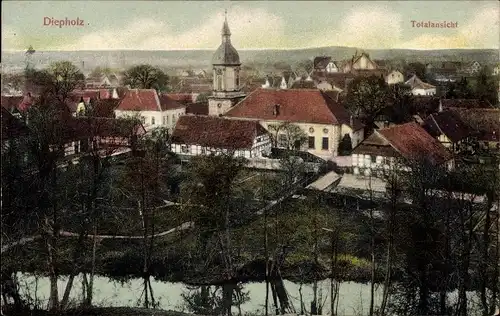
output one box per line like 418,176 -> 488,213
25,45 -> 36,71
179,153 -> 248,316
26,61 -> 85,102
405,62 -> 427,81
474,66 -> 498,105
123,64 -> 169,92
387,83 -> 414,124
446,77 -> 474,99
346,76 -> 390,127
195,92 -> 210,103
267,122 -> 307,150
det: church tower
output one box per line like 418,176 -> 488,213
208,11 -> 246,116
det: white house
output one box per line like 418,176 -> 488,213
313,56 -> 340,74
224,88 -> 364,160
170,115 -> 271,158
351,122 -> 454,178
405,75 -> 436,96
114,89 -> 186,131
385,70 -> 405,85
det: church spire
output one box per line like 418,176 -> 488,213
222,9 -> 231,39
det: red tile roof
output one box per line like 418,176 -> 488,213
171,115 -> 267,150
116,89 -> 160,111
165,93 -> 193,104
449,108 -> 500,142
158,94 -> 186,110
377,122 -> 453,166
422,111 -> 473,143
185,102 -> 209,115
225,88 -> 362,130
116,89 -> 183,111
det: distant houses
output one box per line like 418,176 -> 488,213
405,75 -> 436,96
114,89 -> 185,131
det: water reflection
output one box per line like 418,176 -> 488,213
181,284 -> 249,315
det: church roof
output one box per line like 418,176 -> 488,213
212,15 -> 240,65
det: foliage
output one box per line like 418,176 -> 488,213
267,121 -> 308,150
386,83 -> 414,124
195,92 -> 210,103
122,64 -> 169,92
346,76 -> 390,126
25,61 -> 85,101
473,66 -> 498,105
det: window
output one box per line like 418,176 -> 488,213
151,116 -> 155,125
141,116 -> 146,124
371,155 -> 377,163
323,128 -> 328,134
181,145 -> 189,153
309,127 -> 315,133
235,71 -> 240,88
162,116 -> 166,125
308,136 -> 315,149
278,134 -> 287,147
322,137 -> 329,150
217,75 -> 223,90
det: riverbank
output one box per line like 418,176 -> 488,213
2,306 -> 192,316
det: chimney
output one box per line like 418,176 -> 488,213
273,104 -> 280,116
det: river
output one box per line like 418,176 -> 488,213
16,274 -> 381,315
15,274 -> 483,315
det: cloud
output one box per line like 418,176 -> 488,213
51,6 -> 285,50
309,5 -> 404,49
400,5 -> 499,49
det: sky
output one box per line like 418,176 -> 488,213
2,0 -> 499,51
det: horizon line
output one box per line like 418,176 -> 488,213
2,46 -> 499,53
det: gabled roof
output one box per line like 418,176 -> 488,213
225,88 -> 363,129
171,115 -> 267,150
405,75 -> 435,90
440,99 -> 493,109
165,93 -> 193,104
354,122 -> 453,166
449,108 -> 500,142
158,94 -> 186,110
1,106 -> 30,141
378,122 -> 453,165
116,89 -> 183,111
423,111 -> 473,142
314,56 -> 332,69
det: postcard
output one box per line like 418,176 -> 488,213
1,1 -> 499,316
